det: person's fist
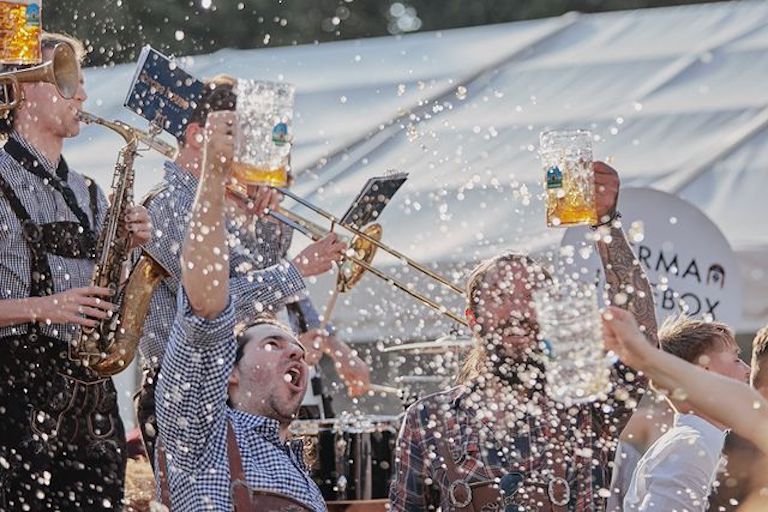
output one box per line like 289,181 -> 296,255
602,306 -> 653,371
204,111 -> 237,176
593,161 -> 620,225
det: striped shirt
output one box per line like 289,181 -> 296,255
0,131 -> 107,342
156,290 -> 327,512
139,160 -> 307,368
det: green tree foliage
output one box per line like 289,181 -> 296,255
43,0 -> 722,67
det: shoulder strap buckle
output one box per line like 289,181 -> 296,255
22,219 -> 43,244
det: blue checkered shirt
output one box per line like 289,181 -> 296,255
139,160 -> 307,369
0,131 -> 108,343
156,290 -> 327,512
250,215 -> 335,336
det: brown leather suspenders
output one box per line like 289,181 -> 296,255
157,421 -> 312,511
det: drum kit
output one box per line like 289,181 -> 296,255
289,334 -> 475,511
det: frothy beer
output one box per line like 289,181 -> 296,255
233,80 -> 294,188
232,163 -> 289,188
540,129 -> 598,227
0,1 -> 41,65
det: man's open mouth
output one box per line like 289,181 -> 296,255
284,364 -> 305,392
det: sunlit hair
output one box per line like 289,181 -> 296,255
41,32 -> 86,63
658,314 -> 735,365
751,326 -> 768,388
179,73 -> 237,145
0,31 -> 86,135
233,314 -> 299,364
458,252 -> 551,384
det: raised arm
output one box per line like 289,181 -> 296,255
593,162 -> 658,347
155,111 -> 239,469
181,111 -> 235,318
604,306 -> 768,453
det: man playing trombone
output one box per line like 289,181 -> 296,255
0,33 -> 152,510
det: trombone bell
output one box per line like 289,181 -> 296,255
0,42 -> 79,111
267,193 -> 469,327
337,223 -> 382,293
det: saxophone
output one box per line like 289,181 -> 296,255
71,111 -> 175,376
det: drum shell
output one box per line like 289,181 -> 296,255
293,416 -> 399,501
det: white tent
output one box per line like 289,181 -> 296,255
70,0 -> 768,344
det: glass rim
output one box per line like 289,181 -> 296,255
236,78 -> 296,93
539,128 -> 592,136
539,128 -> 592,140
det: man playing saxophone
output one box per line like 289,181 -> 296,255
0,33 -> 151,510
135,74 -> 347,466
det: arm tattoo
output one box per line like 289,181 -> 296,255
597,224 -> 659,347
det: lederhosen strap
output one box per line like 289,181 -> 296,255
0,141 -> 99,336
157,421 -> 311,511
434,400 -> 571,512
0,171 -> 54,299
85,174 -> 100,228
226,420 -> 253,512
157,442 -> 172,508
434,431 -> 499,512
156,422 -> 256,511
226,421 -> 313,511
0,141 -> 97,260
4,138 -> 96,235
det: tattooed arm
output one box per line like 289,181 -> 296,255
593,162 -> 658,347
596,224 -> 658,347
591,162 -> 658,439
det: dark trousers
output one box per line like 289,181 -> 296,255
0,335 -> 126,511
134,367 -> 159,470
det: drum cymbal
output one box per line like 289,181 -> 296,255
378,335 -> 474,354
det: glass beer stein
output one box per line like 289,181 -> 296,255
539,129 -> 598,227
533,282 -> 612,404
232,79 -> 294,189
0,0 -> 41,65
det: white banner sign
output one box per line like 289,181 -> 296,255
561,188 -> 742,326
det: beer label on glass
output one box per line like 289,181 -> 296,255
0,0 -> 42,65
272,122 -> 289,146
546,165 -> 563,189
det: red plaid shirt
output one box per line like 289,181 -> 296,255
389,362 -> 644,511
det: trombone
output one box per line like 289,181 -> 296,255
0,43 -> 80,111
268,187 -> 469,327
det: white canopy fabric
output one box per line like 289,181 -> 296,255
70,0 -> 768,341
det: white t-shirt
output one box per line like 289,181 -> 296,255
607,440 -> 643,511
624,413 -> 727,512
